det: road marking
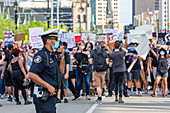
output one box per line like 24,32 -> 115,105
86,96 -> 106,113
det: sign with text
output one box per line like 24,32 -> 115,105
61,33 -> 75,48
4,31 -> 14,43
103,29 -> 119,36
15,34 -> 25,41
81,33 -> 96,44
29,27 -> 44,49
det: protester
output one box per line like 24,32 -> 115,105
74,41 -> 91,100
1,44 -> 14,102
150,45 -> 169,97
10,48 -> 32,105
0,51 -> 5,99
109,42 -> 129,103
90,41 -> 109,104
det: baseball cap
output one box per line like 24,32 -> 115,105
95,41 -> 101,48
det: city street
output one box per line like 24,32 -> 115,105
0,91 -> 170,113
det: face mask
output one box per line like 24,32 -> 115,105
52,42 -> 60,50
81,46 -> 84,50
160,51 -> 165,55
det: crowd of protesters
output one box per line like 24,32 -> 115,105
0,32 -> 170,107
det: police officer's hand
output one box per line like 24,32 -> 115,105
47,85 -> 56,96
64,73 -> 69,79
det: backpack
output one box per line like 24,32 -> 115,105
93,49 -> 108,72
157,57 -> 168,75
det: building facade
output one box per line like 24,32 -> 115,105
91,0 -> 119,30
159,0 -> 170,30
72,0 -> 91,32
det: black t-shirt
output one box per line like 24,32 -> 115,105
150,48 -> 158,67
126,50 -> 139,70
74,49 -> 89,67
4,50 -> 13,71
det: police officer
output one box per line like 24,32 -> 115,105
28,29 -> 65,113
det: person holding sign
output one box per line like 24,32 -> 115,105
126,43 -> 143,97
149,44 -> 169,97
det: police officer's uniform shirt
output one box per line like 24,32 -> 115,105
29,47 -> 59,89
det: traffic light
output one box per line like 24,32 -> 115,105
102,24 -> 104,30
168,22 -> 170,29
117,23 -> 120,29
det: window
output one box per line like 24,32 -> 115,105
83,15 -> 86,22
77,15 -> 80,22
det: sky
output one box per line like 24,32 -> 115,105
119,0 -> 132,32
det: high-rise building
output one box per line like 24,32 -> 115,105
91,0 -> 119,30
159,0 -> 170,30
132,0 -> 157,24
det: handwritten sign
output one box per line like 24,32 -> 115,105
29,27 -> 44,49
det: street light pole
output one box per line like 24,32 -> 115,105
47,0 -> 50,28
14,0 -> 18,29
57,0 -> 60,29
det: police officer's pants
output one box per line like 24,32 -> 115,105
33,95 -> 57,113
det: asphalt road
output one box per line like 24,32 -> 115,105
0,91 -> 170,113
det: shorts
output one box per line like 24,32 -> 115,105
69,71 -> 76,79
92,71 -> 106,89
156,72 -> 168,77
152,67 -> 157,79
4,71 -> 13,86
127,69 -> 140,80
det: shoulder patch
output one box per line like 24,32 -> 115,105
34,55 -> 42,63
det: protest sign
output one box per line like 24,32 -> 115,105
4,31 -> 14,44
15,34 -> 25,41
130,29 -> 150,60
61,33 -> 75,48
75,34 -> 81,43
81,33 -> 96,44
29,27 -> 44,49
158,33 -> 170,45
136,25 -> 153,39
129,29 -> 146,43
103,29 -> 119,37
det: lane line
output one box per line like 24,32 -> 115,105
86,97 -> 106,113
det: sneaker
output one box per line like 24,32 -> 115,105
57,99 -> 61,103
72,96 -> 80,101
1,95 -> 4,99
64,98 -> 68,103
144,90 -> 148,94
138,91 -> 142,96
151,93 -> 157,97
118,98 -> 124,103
86,95 -> 91,100
16,101 -> 21,105
7,97 -> 12,102
162,93 -> 167,97
24,101 -> 32,105
127,90 -> 132,96
96,99 -> 102,104
106,94 -> 112,97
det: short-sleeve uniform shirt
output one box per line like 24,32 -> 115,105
29,47 -> 59,89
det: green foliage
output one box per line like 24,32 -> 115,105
0,15 -> 68,39
74,27 -> 85,34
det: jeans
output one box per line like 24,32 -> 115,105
76,68 -> 90,96
114,72 -> 125,98
108,66 -> 115,95
0,71 -> 5,95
